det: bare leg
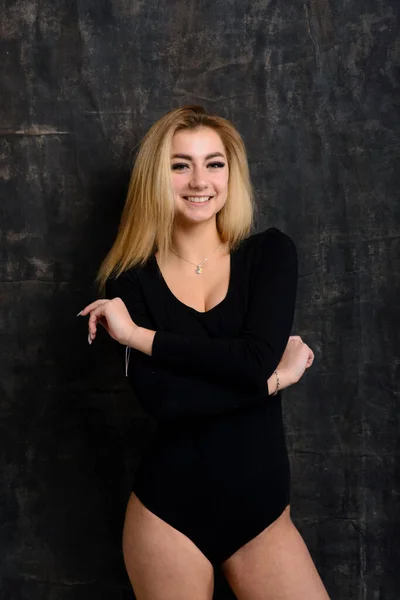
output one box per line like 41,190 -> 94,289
122,492 -> 214,600
221,505 -> 330,600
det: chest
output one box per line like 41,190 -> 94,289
156,252 -> 231,313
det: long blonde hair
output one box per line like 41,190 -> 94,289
95,105 -> 258,294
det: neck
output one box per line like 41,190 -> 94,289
170,224 -> 226,263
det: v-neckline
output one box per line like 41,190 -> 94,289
151,249 -> 236,315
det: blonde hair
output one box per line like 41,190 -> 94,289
95,105 -> 258,294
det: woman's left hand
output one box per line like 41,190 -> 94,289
77,297 -> 138,346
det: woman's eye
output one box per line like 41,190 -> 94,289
171,162 -> 225,171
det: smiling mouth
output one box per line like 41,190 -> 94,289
183,196 -> 213,204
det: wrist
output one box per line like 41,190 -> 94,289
267,367 -> 293,395
126,324 -> 139,348
127,325 -> 156,356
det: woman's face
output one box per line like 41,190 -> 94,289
170,126 -> 229,224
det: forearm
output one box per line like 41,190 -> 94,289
131,325 -> 294,397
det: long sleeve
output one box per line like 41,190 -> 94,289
151,228 -> 298,391
105,227 -> 298,421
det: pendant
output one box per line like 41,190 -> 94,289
195,265 -> 203,274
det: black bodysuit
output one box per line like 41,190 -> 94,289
105,226 -> 298,566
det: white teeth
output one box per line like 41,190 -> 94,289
185,196 -> 211,203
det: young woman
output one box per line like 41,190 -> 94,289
78,106 -> 330,600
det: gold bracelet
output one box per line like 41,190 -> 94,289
272,369 -> 280,396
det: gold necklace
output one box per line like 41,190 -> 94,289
170,242 -> 223,274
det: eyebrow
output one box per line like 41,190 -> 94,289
171,152 -> 226,161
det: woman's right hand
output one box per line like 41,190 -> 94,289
78,297 -> 138,347
277,335 -> 315,385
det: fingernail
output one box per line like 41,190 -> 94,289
88,332 -> 92,345
76,311 -> 82,316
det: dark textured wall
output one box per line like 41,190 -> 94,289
1,1 -> 399,599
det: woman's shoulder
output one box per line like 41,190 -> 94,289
105,265 -> 140,297
243,226 -> 296,255
107,255 -> 152,285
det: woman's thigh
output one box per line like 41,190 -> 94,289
122,492 -> 214,600
221,505 -> 330,600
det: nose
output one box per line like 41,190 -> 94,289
189,167 -> 208,189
